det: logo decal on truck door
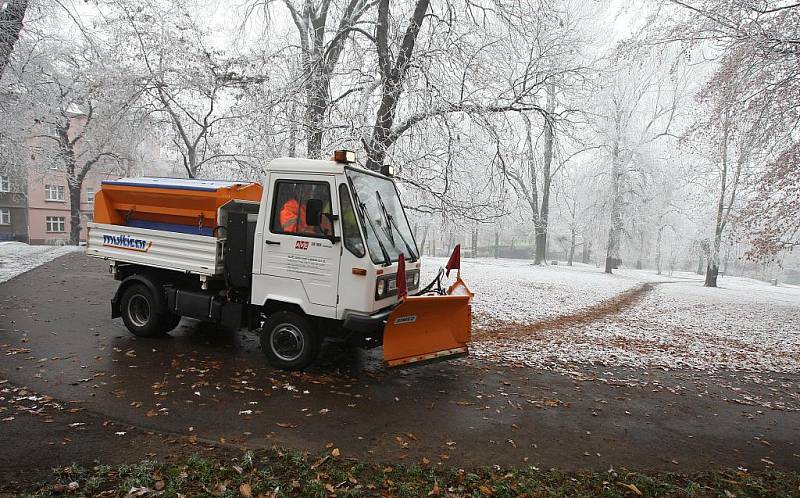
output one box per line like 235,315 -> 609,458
295,240 -> 310,250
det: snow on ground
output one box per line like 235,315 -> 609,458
0,242 -> 83,284
421,256 -> 800,374
420,256 -> 650,327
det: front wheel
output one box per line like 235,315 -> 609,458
260,311 -> 320,370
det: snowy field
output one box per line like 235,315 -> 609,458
422,256 -> 800,374
0,242 -> 83,284
1,249 -> 798,374
420,257 -> 650,326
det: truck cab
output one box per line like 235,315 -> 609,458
252,157 -> 420,329
87,151 -> 470,370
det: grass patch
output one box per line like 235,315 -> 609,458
18,448 -> 800,497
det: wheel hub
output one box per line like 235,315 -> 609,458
270,323 -> 304,362
127,294 -> 151,327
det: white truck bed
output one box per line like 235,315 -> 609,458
86,223 -> 223,276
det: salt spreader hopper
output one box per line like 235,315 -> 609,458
86,152 -> 472,370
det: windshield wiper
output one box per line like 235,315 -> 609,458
375,190 -> 418,262
348,178 -> 391,266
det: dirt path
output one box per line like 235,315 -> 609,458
1,253 -> 798,485
475,282 -> 657,340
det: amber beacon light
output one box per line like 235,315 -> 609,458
332,150 -> 356,163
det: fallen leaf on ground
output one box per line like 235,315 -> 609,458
619,482 -> 642,496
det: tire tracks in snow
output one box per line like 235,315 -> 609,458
474,281 -> 661,341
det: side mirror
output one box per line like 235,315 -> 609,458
305,198 -> 323,226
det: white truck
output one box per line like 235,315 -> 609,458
86,151 -> 472,370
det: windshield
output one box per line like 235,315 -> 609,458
346,168 -> 418,264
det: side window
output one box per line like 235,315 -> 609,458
270,180 -> 332,237
339,184 -> 365,257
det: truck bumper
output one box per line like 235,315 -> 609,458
341,307 -> 393,334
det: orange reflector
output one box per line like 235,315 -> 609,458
352,268 -> 367,275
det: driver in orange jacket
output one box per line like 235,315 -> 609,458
279,185 -> 332,235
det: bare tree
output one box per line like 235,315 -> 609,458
108,0 -> 251,178
17,39 -> 141,244
0,0 -> 28,79
242,0 -> 375,158
593,50 -> 683,274
647,0 -> 800,265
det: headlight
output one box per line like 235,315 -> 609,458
376,279 -> 386,297
413,271 -> 419,286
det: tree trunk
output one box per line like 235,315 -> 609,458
605,141 -> 623,273
306,86 -> 326,158
568,230 -> 576,266
0,0 -> 28,79
364,0 -> 430,171
418,226 -> 428,256
705,110 -> 731,288
494,230 -> 500,259
655,227 -> 663,275
471,227 -> 478,258
534,224 -> 546,264
68,183 -> 82,245
184,147 -> 198,178
534,83 -> 556,265
704,262 -> 719,286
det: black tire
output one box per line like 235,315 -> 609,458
120,283 -> 165,337
160,313 -> 182,333
260,311 -> 320,370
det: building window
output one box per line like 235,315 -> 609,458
86,187 -> 95,203
45,184 -> 65,201
46,216 -> 65,233
0,176 -> 9,193
0,208 -> 10,225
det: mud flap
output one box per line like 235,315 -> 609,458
382,294 -> 471,368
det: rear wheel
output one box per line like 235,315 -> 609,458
120,283 -> 165,337
260,311 -> 320,370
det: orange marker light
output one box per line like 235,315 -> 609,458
352,268 -> 367,276
332,150 -> 356,163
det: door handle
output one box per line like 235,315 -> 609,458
264,240 -> 280,245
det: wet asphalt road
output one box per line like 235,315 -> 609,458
1,253 -> 798,480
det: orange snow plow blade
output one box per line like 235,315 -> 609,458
383,294 -> 472,368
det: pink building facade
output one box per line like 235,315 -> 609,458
2,106 -> 168,245
26,168 -> 121,244
23,111 -> 122,244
